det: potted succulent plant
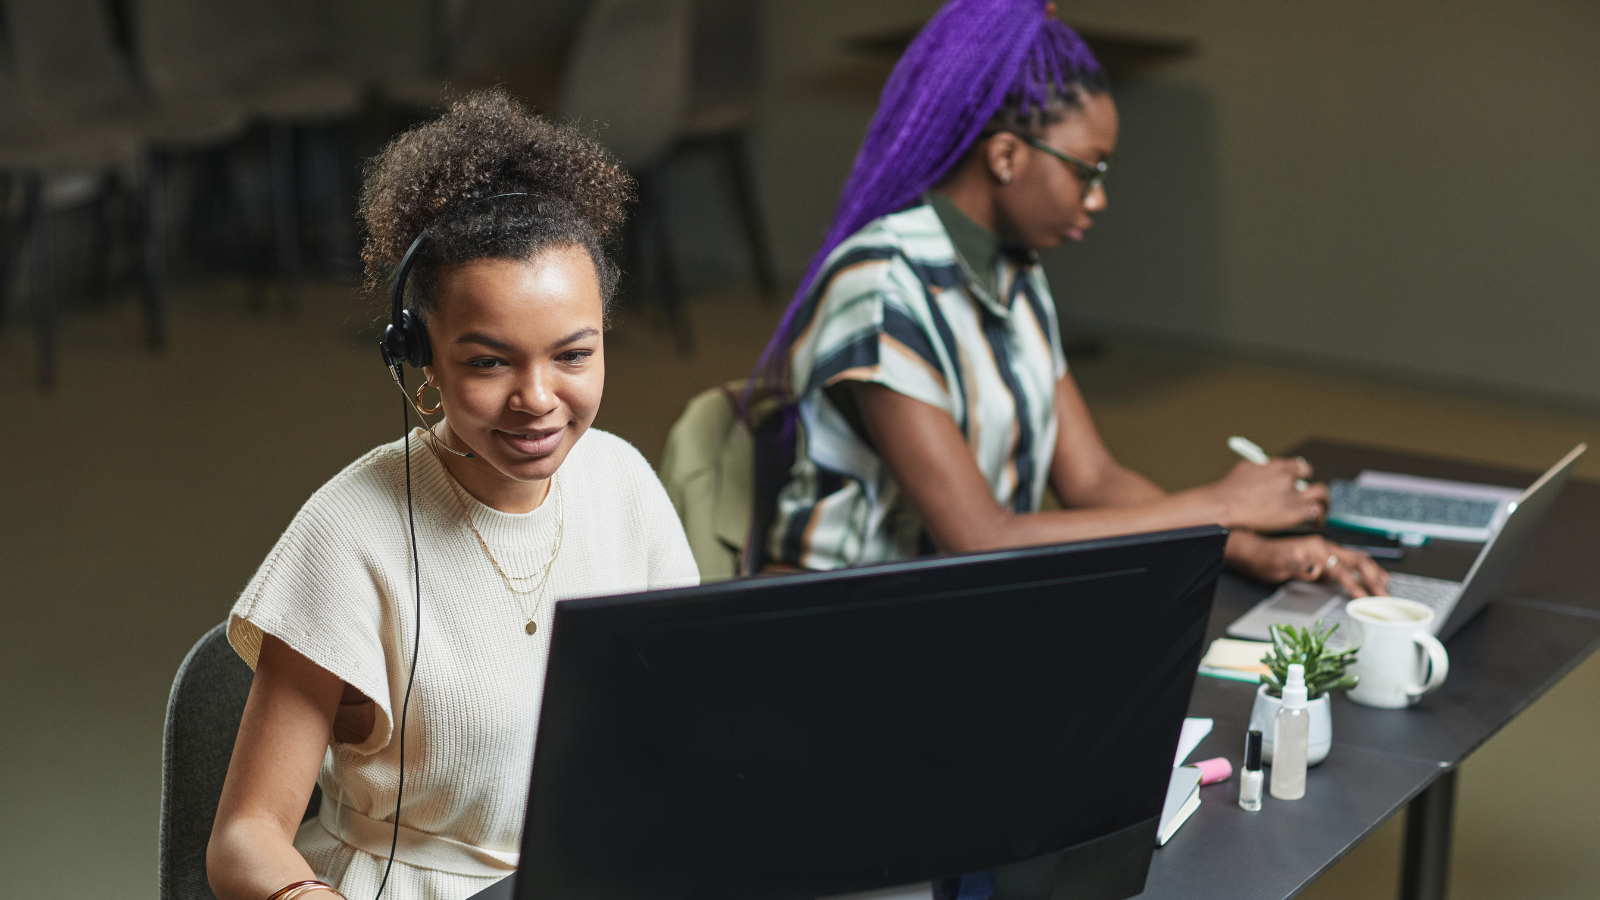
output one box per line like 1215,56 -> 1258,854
1248,619 -> 1359,766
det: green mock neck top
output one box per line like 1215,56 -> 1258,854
926,189 -> 1002,303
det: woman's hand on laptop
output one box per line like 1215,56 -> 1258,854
1226,532 -> 1390,597
1209,458 -> 1328,532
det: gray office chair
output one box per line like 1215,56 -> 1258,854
160,623 -> 321,900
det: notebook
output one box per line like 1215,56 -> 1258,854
1157,766 -> 1203,846
1158,717 -> 1213,846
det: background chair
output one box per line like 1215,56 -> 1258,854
0,0 -> 250,386
133,0 -> 363,312
0,63 -> 144,387
160,624 -> 320,900
559,0 -> 776,351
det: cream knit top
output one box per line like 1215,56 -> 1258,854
228,427 -> 699,900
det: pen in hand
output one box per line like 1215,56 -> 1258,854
1228,436 -> 1310,491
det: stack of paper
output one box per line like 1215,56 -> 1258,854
1198,638 -> 1272,683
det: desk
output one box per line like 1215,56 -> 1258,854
1137,439 -> 1600,900
467,440 -> 1600,900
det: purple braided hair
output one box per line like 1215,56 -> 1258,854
750,0 -> 1104,406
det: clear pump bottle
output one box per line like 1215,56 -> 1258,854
1270,663 -> 1309,800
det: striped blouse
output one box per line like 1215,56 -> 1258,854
768,196 -> 1068,570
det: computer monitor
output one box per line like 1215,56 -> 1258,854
510,526 -> 1227,900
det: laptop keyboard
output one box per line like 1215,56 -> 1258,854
1315,572 -> 1460,647
1384,572 -> 1462,613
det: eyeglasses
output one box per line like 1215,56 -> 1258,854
1013,133 -> 1110,201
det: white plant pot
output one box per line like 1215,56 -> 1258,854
1249,683 -> 1333,767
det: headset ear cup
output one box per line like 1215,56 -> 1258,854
401,309 -> 432,368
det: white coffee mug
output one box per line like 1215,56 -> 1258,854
1345,597 -> 1450,709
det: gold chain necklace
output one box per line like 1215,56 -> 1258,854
423,428 -> 565,635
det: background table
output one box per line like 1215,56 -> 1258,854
1136,439 -> 1600,900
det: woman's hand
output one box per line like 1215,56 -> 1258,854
1226,531 -> 1390,597
1206,459 -> 1328,532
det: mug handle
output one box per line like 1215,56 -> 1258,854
1406,633 -> 1450,698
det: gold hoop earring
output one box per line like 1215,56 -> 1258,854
416,381 -> 443,415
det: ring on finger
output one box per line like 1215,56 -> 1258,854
1326,554 -> 1339,569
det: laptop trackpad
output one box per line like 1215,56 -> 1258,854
1268,581 -> 1344,615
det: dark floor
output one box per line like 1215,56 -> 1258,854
2,279 -> 1597,898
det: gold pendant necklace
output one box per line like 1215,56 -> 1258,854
424,428 -> 566,634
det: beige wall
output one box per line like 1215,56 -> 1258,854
749,0 -> 1600,403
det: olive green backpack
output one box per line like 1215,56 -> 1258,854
658,381 -> 792,581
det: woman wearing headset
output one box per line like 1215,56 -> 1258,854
756,0 -> 1388,597
207,91 -> 698,900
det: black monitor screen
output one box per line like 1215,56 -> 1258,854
514,526 -> 1225,900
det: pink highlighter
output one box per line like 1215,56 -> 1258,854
1192,756 -> 1233,786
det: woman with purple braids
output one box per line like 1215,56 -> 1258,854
757,0 -> 1387,597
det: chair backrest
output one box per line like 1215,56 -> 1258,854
161,623 -> 252,900
557,0 -> 694,170
160,623 -> 322,900
158,624 -> 252,900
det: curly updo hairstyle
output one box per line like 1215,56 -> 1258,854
359,88 -> 635,325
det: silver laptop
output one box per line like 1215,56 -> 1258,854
1228,444 -> 1586,646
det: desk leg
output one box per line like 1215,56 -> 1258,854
1400,767 -> 1457,900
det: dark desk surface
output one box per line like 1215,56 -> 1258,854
470,441 -> 1600,900
1138,718 -> 1442,900
1134,439 -> 1600,900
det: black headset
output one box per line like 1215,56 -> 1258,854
380,192 -> 541,376
379,230 -> 437,372
371,191 -> 537,900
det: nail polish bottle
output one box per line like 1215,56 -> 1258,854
1239,730 -> 1263,811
